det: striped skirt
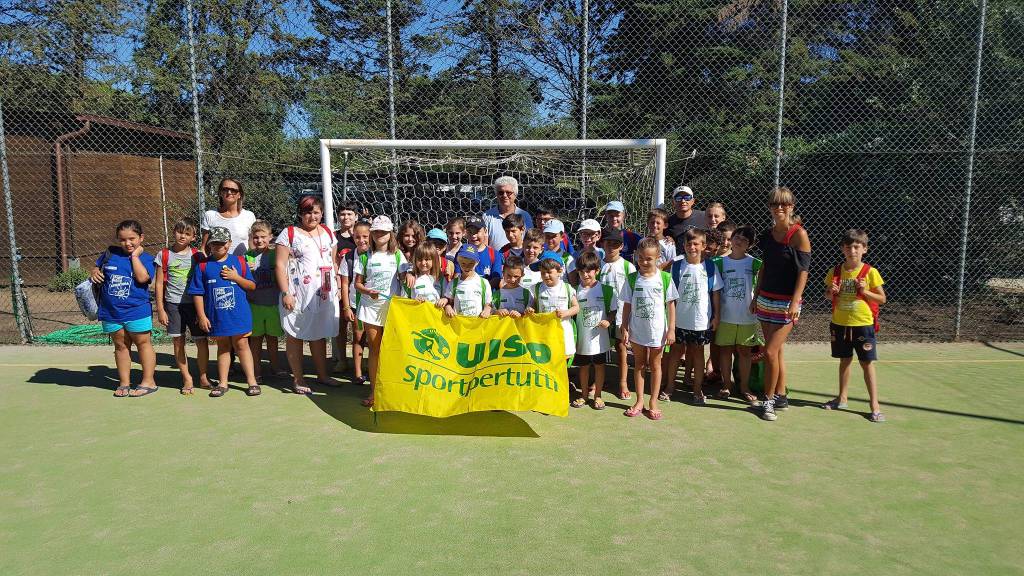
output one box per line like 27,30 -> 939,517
756,291 -> 801,325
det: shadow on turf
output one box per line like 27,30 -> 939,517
788,388 -> 1024,425
305,383 -> 540,437
982,341 -> 1024,358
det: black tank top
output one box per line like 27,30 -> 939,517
758,225 -> 804,296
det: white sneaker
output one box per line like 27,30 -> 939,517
761,399 -> 777,421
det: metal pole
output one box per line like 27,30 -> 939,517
580,0 -> 589,200
772,0 -> 789,189
185,0 -> 206,218
321,141 -> 335,230
954,0 -> 988,341
159,155 -> 169,246
385,0 -> 399,222
342,151 -> 349,203
0,96 -> 31,343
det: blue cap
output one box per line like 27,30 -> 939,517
604,200 -> 625,213
426,228 -> 447,243
456,245 -> 481,263
543,219 -> 565,234
531,250 -> 563,271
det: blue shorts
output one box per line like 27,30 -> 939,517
102,316 -> 153,334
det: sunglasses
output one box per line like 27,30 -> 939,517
769,202 -> 793,208
220,187 -> 241,195
675,195 -> 694,202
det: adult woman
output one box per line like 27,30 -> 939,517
750,187 -> 811,421
201,178 -> 257,257
275,196 -> 340,394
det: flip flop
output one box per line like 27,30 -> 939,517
623,406 -> 643,417
209,387 -> 227,398
292,385 -> 310,395
113,386 -> 131,397
823,398 -> 848,410
180,386 -> 194,396
618,391 -> 632,400
644,408 -> 663,421
246,385 -> 262,397
592,398 -> 606,410
657,391 -> 670,402
717,389 -> 731,400
570,398 -> 586,408
131,386 -> 158,397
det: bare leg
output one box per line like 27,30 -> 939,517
286,336 -> 310,393
719,344 -> 735,393
578,365 -> 591,399
130,331 -> 156,391
631,343 -> 648,412
688,343 -> 705,400
616,340 -> 629,397
310,338 -> 330,382
215,337 -> 232,391
111,329 -> 131,393
737,345 -> 753,398
593,363 -> 605,399
173,335 -> 192,389
352,325 -> 365,380
234,336 -> 258,387
266,336 -> 282,373
196,338 -> 211,388
648,347 -> 665,412
760,321 -> 794,399
861,360 -> 880,413
837,356 -> 853,403
663,343 -> 685,395
364,324 -> 383,405
249,334 -> 265,380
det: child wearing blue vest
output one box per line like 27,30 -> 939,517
187,226 -> 259,397
664,228 -> 722,405
90,220 -> 158,397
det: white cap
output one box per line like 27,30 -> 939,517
543,219 -> 565,234
578,219 -> 601,232
370,215 -> 394,232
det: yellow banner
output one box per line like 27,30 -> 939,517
375,298 -> 569,417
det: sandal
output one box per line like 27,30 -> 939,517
644,408 -> 663,421
623,405 -> 643,417
592,398 -> 606,410
131,386 -> 158,397
570,398 -> 586,408
823,398 -> 848,410
657,391 -> 670,402
113,386 -> 130,397
716,388 -> 731,400
869,411 -> 886,423
352,376 -> 369,386
292,384 -> 311,395
618,391 -> 632,400
180,386 -> 194,396
361,397 -> 374,407
209,387 -> 227,398
246,385 -> 262,397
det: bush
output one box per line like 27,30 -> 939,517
48,268 -> 90,292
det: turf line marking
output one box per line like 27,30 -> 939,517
788,359 -> 1024,364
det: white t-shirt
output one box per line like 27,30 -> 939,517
411,273 -> 444,303
674,259 -> 723,331
533,281 -> 577,356
566,247 -> 605,275
202,209 -> 257,257
354,250 -> 406,326
447,274 -> 492,317
657,237 -> 677,267
599,258 -> 637,327
338,250 -> 368,309
575,283 -> 616,356
495,286 -> 532,314
717,255 -> 759,325
520,267 -> 542,292
621,271 -> 678,347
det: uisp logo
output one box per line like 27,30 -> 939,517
411,328 -> 450,360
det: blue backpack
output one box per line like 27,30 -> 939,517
670,258 -> 717,320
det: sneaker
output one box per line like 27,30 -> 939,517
692,393 -> 706,406
761,399 -> 777,421
774,394 -> 789,411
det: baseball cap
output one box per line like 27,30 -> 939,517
600,227 -> 623,244
543,219 -> 565,235
426,228 -> 448,243
207,227 -> 231,245
465,216 -> 485,231
531,250 -> 564,271
456,245 -> 481,263
370,215 -> 393,232
578,219 -> 601,232
604,200 -> 625,213
672,185 -> 694,200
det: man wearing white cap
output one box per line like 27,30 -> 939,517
666,185 -> 706,252
603,200 -> 642,260
483,175 -> 534,251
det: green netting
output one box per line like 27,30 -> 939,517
35,325 -> 170,346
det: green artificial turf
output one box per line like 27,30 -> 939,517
1,342 -> 1022,575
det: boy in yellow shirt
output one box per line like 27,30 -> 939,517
823,229 -> 887,422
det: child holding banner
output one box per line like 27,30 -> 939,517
527,251 -> 579,362
572,250 -> 615,410
354,215 -> 407,407
409,242 -> 447,303
441,246 -> 493,318
494,256 -> 532,318
620,238 -> 678,420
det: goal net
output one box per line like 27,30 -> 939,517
318,139 -> 667,235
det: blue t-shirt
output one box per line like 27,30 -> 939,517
96,248 -> 155,322
455,245 -> 503,283
186,255 -> 255,337
621,229 -> 642,260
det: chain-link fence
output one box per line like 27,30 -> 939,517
1,0 -> 1021,343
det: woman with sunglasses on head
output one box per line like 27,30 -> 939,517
751,186 -> 811,422
201,178 -> 257,257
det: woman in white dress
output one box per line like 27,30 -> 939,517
274,195 -> 340,394
354,215 -> 406,407
201,178 -> 257,257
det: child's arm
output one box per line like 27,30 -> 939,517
130,246 -> 151,283
858,282 -> 887,305
788,228 -> 812,320
749,266 -> 764,315
275,243 -> 295,311
711,290 -> 721,331
221,264 -> 256,291
354,274 -> 380,299
154,261 -> 168,327
479,302 -> 492,319
556,294 -> 579,319
193,295 -> 211,333
620,302 -> 632,343
665,301 -> 676,346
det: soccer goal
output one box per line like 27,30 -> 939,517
318,139 -> 667,233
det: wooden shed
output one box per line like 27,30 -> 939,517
1,112 -> 196,285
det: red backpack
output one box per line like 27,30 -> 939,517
831,263 -> 880,331
199,255 -> 249,279
160,247 -> 199,281
287,224 -> 335,245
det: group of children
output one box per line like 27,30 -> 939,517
92,181 -> 886,423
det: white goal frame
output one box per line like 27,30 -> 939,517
318,138 -> 667,230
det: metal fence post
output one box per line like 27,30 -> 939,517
954,0 -> 989,341
0,96 -> 31,343
580,0 -> 589,197
185,0 -> 206,218
386,0 -> 399,222
772,0 -> 790,190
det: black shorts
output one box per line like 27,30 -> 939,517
675,328 -> 713,345
574,353 -> 606,367
830,323 -> 878,361
165,301 -> 207,339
